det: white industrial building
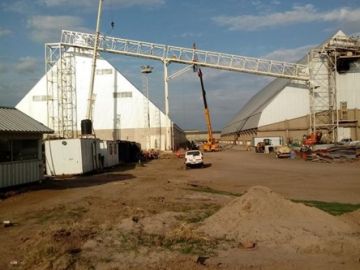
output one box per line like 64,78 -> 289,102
221,31 -> 360,146
16,50 -> 186,151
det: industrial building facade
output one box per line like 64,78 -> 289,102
16,51 -> 187,151
0,107 -> 53,188
221,31 -> 360,146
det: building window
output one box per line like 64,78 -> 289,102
0,139 -> 11,162
340,101 -> 347,120
109,142 -> 113,155
12,140 -> 38,161
96,68 -> 113,75
33,95 -> 51,101
0,139 -> 38,162
113,92 -> 132,98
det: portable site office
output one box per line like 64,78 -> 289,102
0,107 -> 53,189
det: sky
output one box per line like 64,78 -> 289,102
1,0 -> 360,131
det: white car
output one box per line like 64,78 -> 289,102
184,150 -> 204,168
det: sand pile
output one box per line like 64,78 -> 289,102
198,186 -> 359,254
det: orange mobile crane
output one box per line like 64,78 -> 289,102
196,68 -> 220,152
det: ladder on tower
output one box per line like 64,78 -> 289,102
45,44 -> 77,138
60,51 -> 77,138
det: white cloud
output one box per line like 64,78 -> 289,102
15,57 -> 39,74
263,44 -> 315,62
174,32 -> 203,39
0,27 -> 11,37
0,63 -> 7,73
169,67 -> 271,129
1,1 -> 35,14
26,15 -> 87,43
38,0 -> 165,9
213,4 -> 360,31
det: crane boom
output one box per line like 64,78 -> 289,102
197,68 -> 219,152
60,30 -> 309,81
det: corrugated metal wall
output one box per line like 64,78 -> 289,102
337,70 -> 360,109
259,86 -> 310,127
0,160 -> 41,189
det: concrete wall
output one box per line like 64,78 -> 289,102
81,125 -> 187,151
338,108 -> 360,140
221,108 -> 360,146
94,127 -> 166,150
173,125 -> 188,150
184,131 -> 221,143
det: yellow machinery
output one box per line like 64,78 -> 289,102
196,68 -> 220,152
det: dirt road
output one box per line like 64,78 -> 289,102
0,149 -> 359,269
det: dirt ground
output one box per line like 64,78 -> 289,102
0,147 -> 360,269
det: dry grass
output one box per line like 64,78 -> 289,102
21,222 -> 97,269
117,223 -> 218,256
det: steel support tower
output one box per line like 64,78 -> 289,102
45,44 -> 77,138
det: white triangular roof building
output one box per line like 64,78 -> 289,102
16,52 -> 185,150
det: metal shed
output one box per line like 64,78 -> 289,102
0,107 -> 53,188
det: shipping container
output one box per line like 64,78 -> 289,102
45,138 -> 101,175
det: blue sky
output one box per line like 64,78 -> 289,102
1,0 -> 360,130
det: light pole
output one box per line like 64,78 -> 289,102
141,65 -> 153,149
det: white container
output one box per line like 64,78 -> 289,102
45,138 -> 100,175
99,140 -> 119,168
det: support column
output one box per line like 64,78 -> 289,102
163,60 -> 172,151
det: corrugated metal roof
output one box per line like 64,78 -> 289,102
221,30 -> 348,136
222,78 -> 289,135
0,107 -> 53,134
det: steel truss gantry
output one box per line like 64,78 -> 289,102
47,29 -> 359,145
60,30 -> 309,81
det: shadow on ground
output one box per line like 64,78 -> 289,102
0,163 -> 138,200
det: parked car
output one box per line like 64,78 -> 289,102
339,138 -> 352,145
184,150 -> 204,168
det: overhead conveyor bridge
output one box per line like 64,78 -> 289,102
60,30 -> 309,81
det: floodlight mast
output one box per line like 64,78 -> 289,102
86,0 -> 103,122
